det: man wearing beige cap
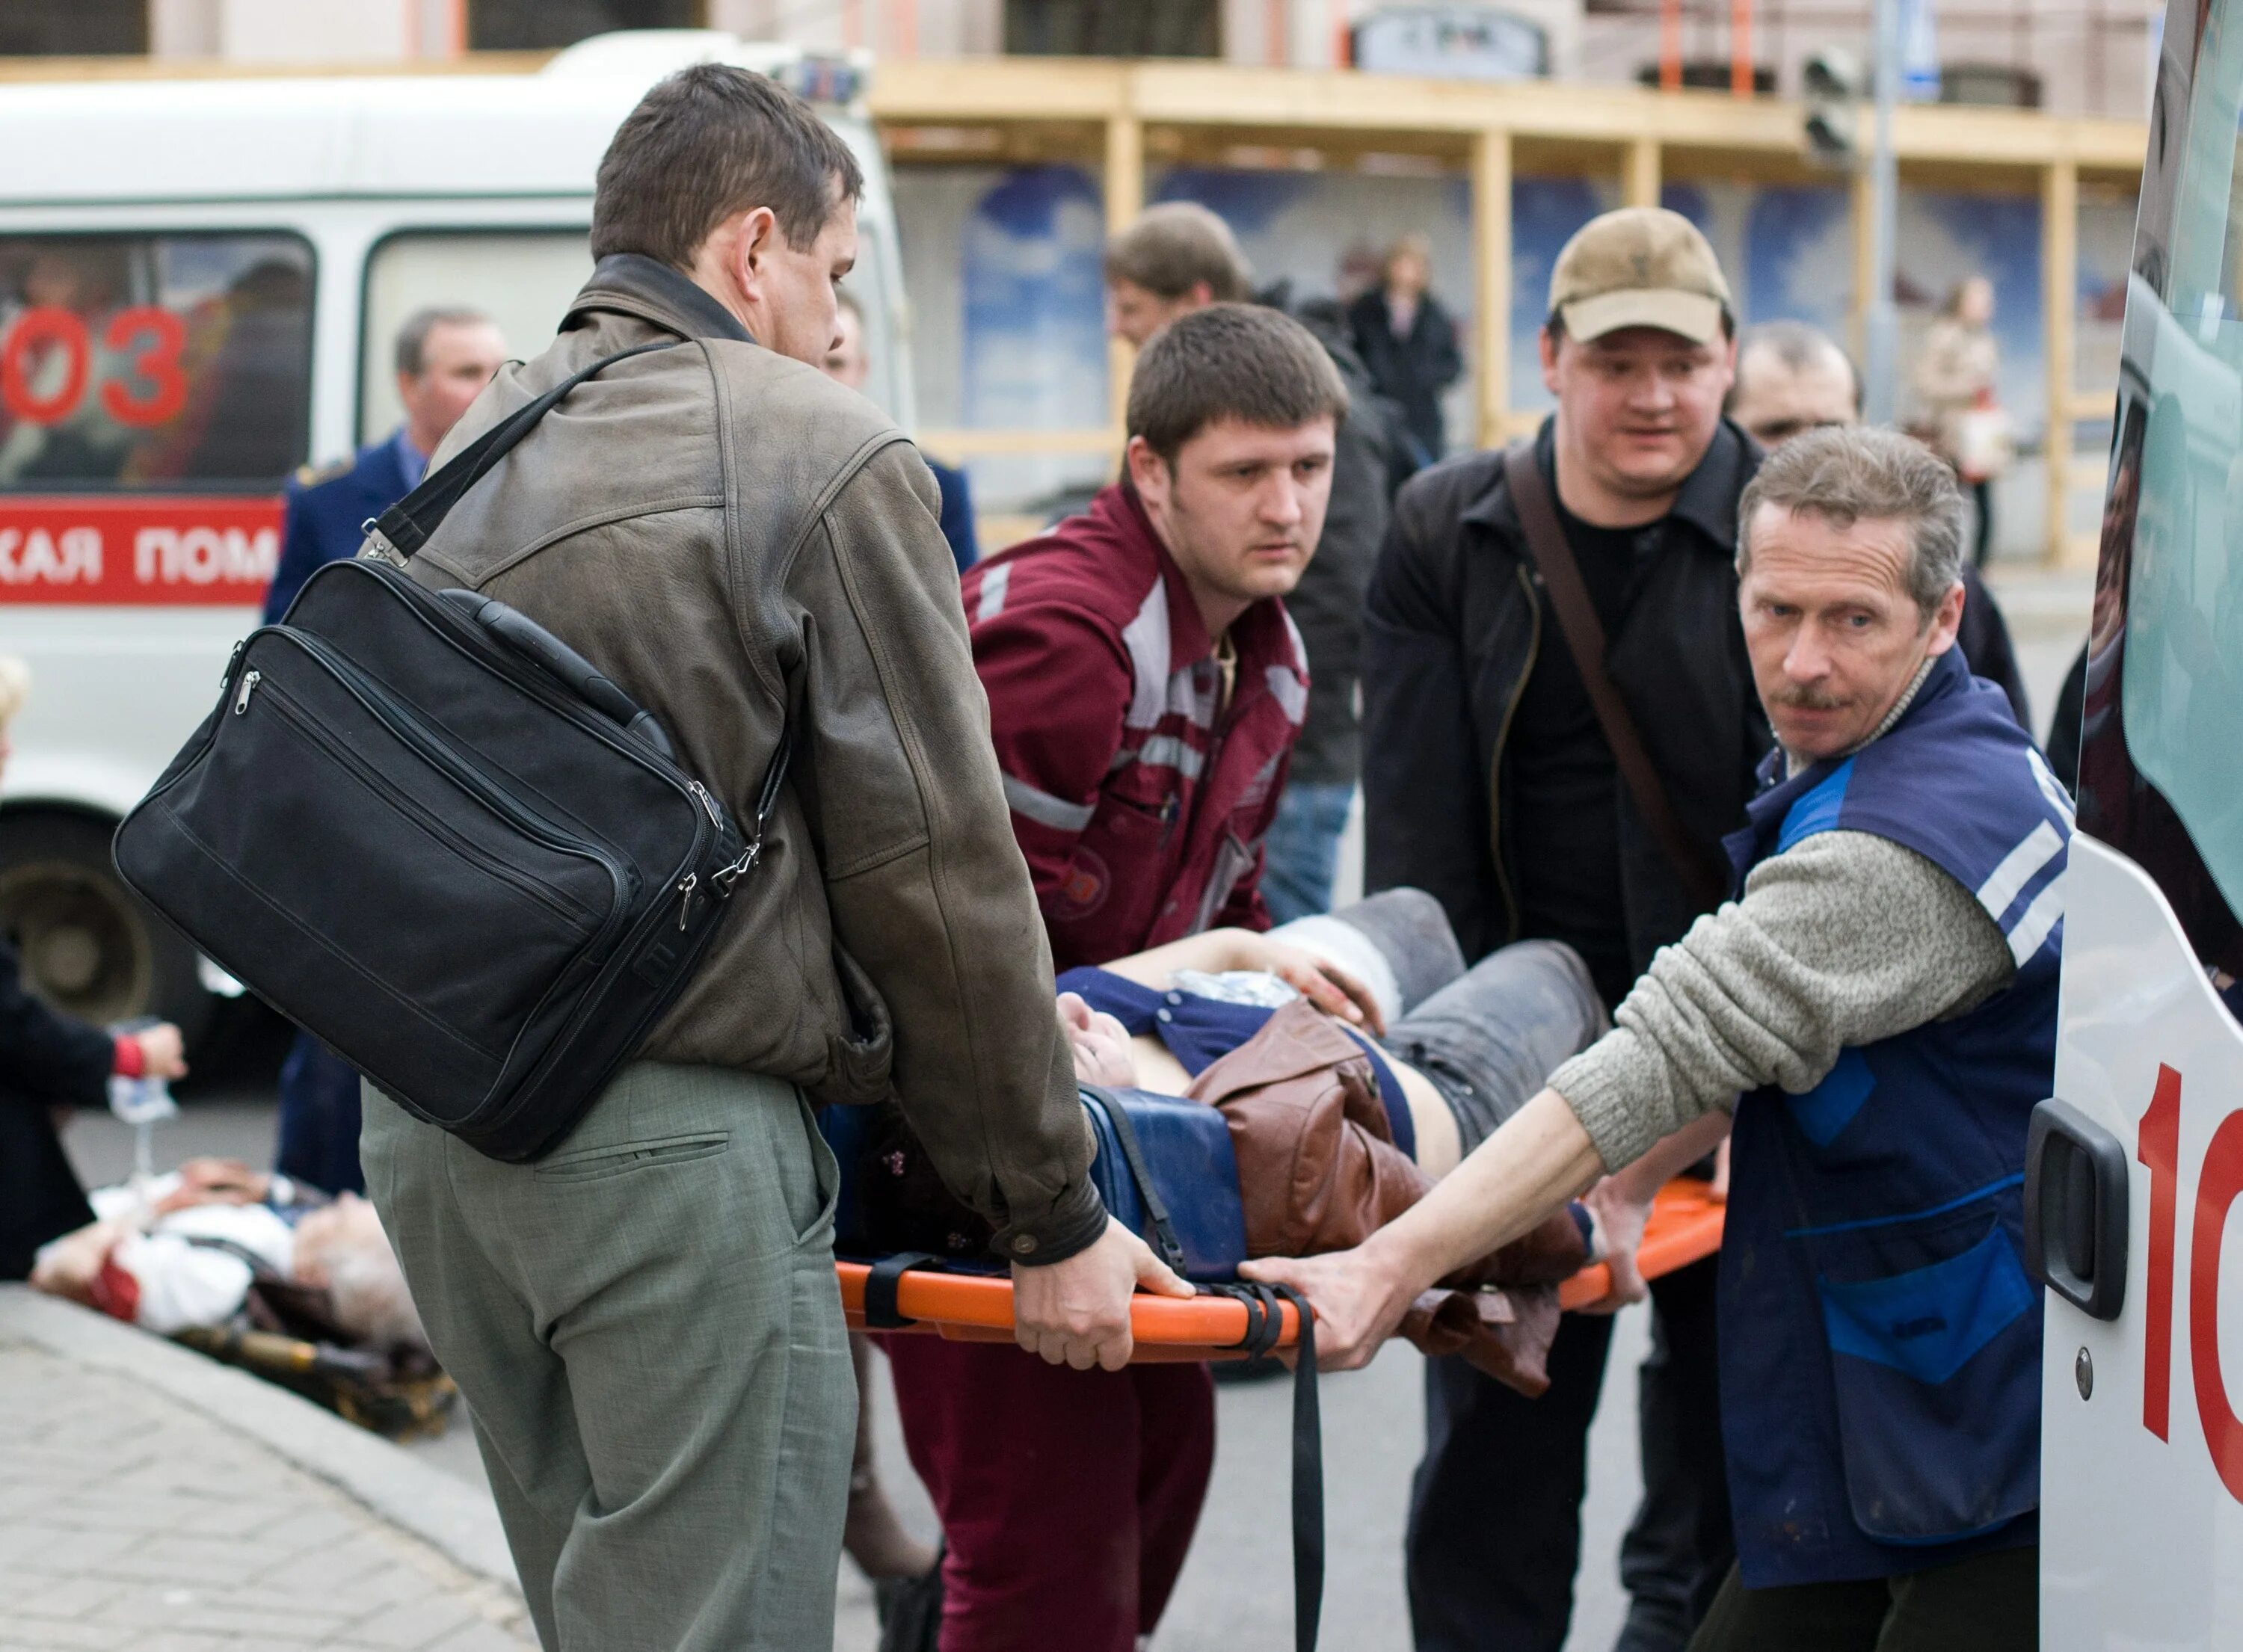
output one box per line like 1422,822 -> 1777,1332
1359,206 -> 1765,1652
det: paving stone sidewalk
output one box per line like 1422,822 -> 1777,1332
0,1291 -> 532,1652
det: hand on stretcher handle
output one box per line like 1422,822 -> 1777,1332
837,1179 -> 1726,1360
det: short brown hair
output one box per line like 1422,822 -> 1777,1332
1105,203 -> 1252,303
1127,303 -> 1348,467
590,64 -> 864,269
1737,425 -> 1964,620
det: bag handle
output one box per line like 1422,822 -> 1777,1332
367,341 -> 677,560
1501,443 -> 1730,912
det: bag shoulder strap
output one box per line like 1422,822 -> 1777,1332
368,340 -> 678,560
1500,441 -> 1729,912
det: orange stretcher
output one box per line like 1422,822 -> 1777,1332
837,1177 -> 1726,1363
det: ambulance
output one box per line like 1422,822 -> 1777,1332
2034,0 -> 2243,1641
0,32 -> 911,1039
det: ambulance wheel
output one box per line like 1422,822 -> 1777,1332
0,807 -> 212,1045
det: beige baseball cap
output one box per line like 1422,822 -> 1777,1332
1548,207 -> 1732,345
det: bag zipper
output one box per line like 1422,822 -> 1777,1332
250,674 -> 604,932
278,632 -> 635,960
233,670 -> 262,715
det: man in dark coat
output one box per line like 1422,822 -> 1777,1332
1105,203 -> 1406,922
1362,207 -> 1763,1652
1349,232 -> 1463,464
259,306 -> 505,1196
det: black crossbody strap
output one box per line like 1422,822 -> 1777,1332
1501,442 -> 1731,911
1080,1086 -> 1187,1275
369,341 -> 678,558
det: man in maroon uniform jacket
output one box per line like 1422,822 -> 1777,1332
890,303 -> 1348,1651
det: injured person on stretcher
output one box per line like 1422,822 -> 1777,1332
843,889 -> 1610,1395
1044,888 -> 1611,1393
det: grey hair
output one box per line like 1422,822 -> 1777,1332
393,306 -> 494,378
1729,319 -> 1860,413
1736,425 -> 1965,621
321,1242 -> 430,1354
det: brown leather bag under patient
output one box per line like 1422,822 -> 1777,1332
1184,999 -> 1590,1396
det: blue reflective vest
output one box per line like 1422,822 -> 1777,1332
1718,646 -> 2070,1587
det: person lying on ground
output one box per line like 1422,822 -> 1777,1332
29,1157 -> 427,1353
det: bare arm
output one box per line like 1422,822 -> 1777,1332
1097,927 -> 1382,1032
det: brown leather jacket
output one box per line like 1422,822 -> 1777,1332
404,254 -> 1101,1263
1187,1001 -> 1588,1393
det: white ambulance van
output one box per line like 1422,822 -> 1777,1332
2033,1 -> 2243,1642
0,31 -> 911,1038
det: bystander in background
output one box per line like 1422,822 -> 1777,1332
1348,232 -> 1462,466
0,656 -> 190,1280
1913,276 -> 2009,567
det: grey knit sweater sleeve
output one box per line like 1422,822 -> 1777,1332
1550,830 -> 2016,1171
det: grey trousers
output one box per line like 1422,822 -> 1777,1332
361,1061 -> 854,1652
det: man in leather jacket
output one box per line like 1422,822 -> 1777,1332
1360,207 -> 1767,1652
356,67 -> 1176,1652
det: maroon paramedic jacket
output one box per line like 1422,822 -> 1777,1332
961,484 -> 1310,970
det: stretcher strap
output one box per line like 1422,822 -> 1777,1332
861,1251 -> 938,1330
1206,1280 -> 1323,1652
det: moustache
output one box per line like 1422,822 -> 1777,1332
1770,685 -> 1848,712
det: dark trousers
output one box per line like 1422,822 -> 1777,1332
1969,478 -> 1994,568
0,1087 -> 93,1279
884,1334 -> 1216,1652
1406,1256 -> 1731,1652
1687,1544 -> 2037,1652
274,1031 -> 364,1195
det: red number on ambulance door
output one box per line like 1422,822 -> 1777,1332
2143,1063 -> 2182,1440
100,306 -> 188,427
2193,1109 -> 2243,1501
0,306 -> 90,424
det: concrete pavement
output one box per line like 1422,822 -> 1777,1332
0,1287 -> 530,1652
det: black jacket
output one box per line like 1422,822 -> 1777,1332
1349,288 -> 1463,463
1957,563 -> 2031,731
1265,287 -> 1408,786
1362,419 -> 1770,972
1,937 -> 108,1277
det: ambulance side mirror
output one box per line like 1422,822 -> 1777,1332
2024,1098 -> 2130,1322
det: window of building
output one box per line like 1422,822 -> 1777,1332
1005,0 -> 1219,59
0,233 -> 313,492
469,0 -> 701,52
0,0 -> 146,55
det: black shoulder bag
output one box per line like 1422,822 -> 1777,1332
115,345 -> 790,1162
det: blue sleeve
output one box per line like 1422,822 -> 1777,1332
262,487 -> 325,624
932,461 -> 978,573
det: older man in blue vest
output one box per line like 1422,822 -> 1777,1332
1249,423 -> 2064,1652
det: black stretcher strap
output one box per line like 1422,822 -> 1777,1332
1205,1280 -> 1323,1652
861,1251 -> 938,1330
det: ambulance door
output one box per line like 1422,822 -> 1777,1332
2036,1 -> 2243,1643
